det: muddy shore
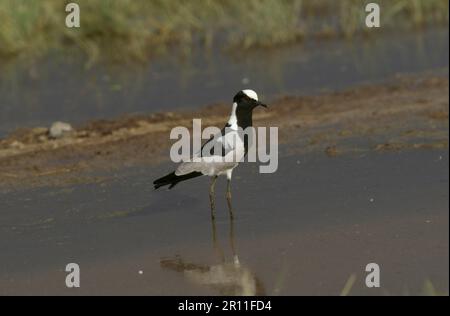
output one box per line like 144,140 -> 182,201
0,73 -> 448,295
0,73 -> 448,188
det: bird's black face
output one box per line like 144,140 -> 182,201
232,90 -> 267,130
233,90 -> 268,112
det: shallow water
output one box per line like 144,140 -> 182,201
0,28 -> 448,137
0,149 -> 448,295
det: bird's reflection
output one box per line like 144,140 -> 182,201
160,216 -> 265,296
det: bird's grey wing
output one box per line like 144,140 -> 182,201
176,125 -> 240,176
175,162 -> 206,176
175,160 -> 238,176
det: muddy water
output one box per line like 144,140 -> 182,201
0,148 -> 447,295
0,28 -> 448,137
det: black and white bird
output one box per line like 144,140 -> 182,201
153,89 -> 267,219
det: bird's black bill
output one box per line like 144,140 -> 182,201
257,102 -> 268,108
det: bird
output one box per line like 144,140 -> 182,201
153,89 -> 268,219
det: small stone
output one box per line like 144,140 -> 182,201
325,145 -> 338,157
38,135 -> 48,143
49,122 -> 73,139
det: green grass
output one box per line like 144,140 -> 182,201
0,0 -> 448,63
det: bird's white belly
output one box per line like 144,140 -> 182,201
205,162 -> 239,177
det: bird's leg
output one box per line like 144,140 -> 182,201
209,176 -> 218,219
211,215 -> 225,263
229,215 -> 239,266
226,179 -> 234,219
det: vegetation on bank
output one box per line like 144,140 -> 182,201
0,0 -> 448,63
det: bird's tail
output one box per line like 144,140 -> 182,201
153,171 -> 202,190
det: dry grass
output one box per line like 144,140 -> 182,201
0,0 -> 448,63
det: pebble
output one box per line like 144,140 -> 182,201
49,121 -> 73,139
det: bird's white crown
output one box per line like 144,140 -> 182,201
242,89 -> 258,101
